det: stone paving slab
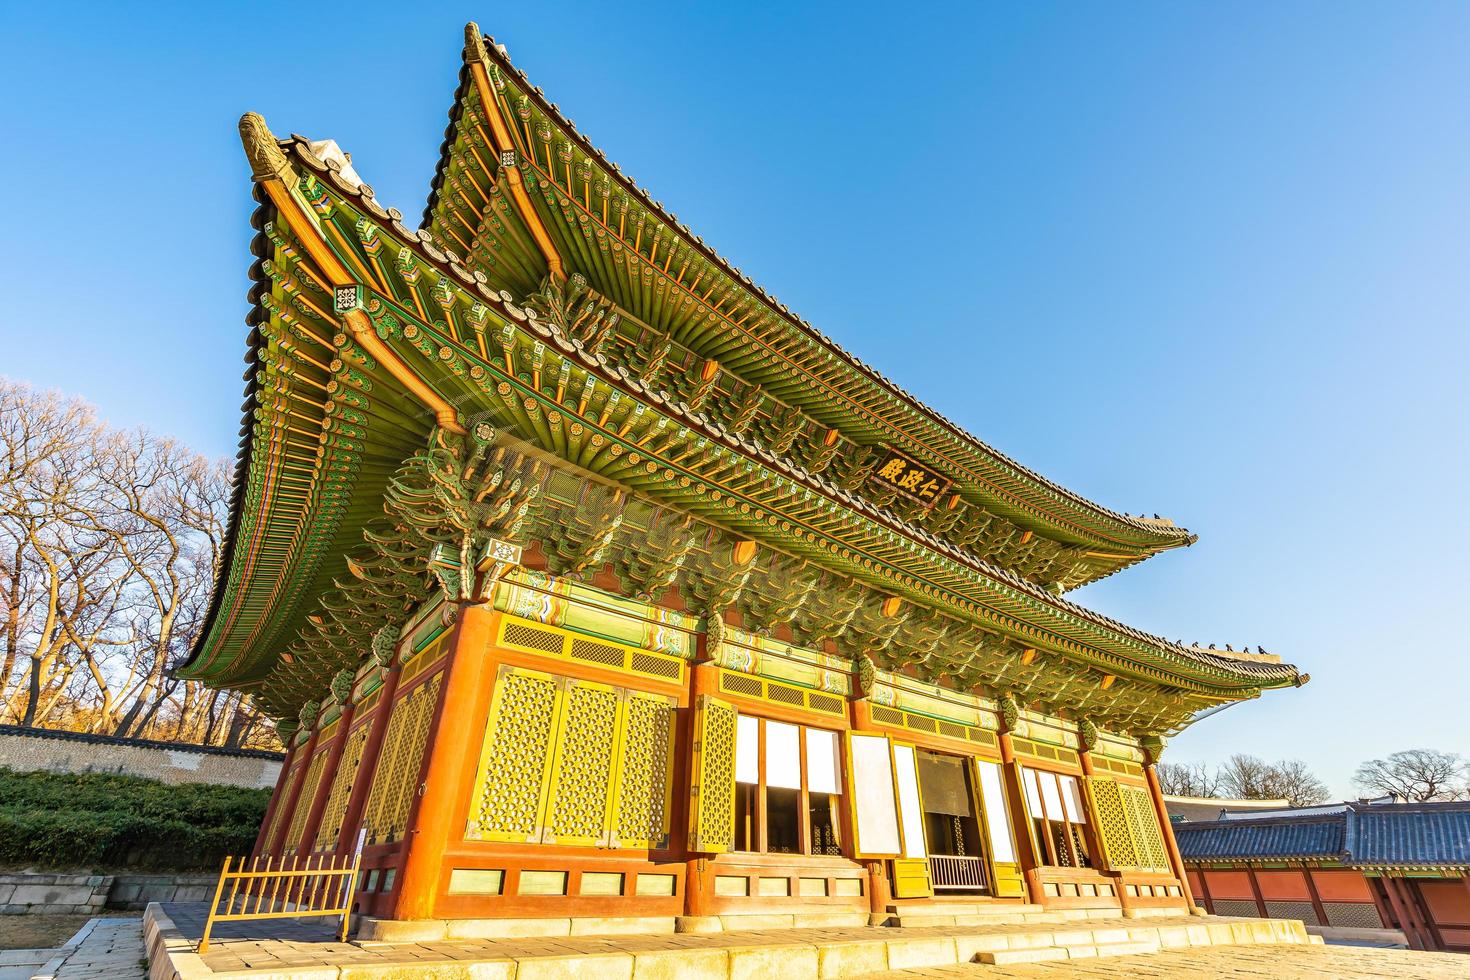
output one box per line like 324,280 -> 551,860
30,916 -> 147,980
145,903 -> 1323,979
857,943 -> 1470,978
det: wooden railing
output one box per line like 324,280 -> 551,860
929,854 -> 989,891
199,853 -> 361,953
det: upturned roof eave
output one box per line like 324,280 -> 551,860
191,125 -> 1301,700
420,24 -> 1193,564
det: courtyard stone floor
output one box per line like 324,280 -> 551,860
134,902 -> 1470,979
862,944 -> 1470,978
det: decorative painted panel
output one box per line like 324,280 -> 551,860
688,695 -> 737,853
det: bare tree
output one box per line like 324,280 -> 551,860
1260,759 -> 1330,807
1217,754 -> 1277,800
1157,761 -> 1221,797
1354,749 -> 1468,802
0,378 -> 276,750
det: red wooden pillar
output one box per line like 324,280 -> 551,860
1246,866 -> 1269,918
1300,863 -> 1329,927
1381,875 -> 1426,949
252,740 -> 297,857
848,699 -> 893,919
1142,739 -> 1198,913
392,603 -> 497,921
334,663 -> 404,857
1365,874 -> 1397,934
267,726 -> 320,855
1194,865 -> 1214,913
296,702 -> 356,857
683,659 -> 720,919
997,727 -> 1044,905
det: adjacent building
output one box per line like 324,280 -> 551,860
180,23 -> 1307,935
1178,800 -> 1470,952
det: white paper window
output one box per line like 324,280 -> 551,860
849,733 -> 901,855
975,761 -> 1016,863
893,744 -> 927,859
735,714 -> 759,784
1061,774 -> 1087,824
1022,767 -> 1045,819
805,728 -> 840,795
765,721 -> 802,790
1039,769 -> 1065,820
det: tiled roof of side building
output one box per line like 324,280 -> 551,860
1177,801 -> 1470,870
1175,814 -> 1348,862
1349,802 -> 1470,868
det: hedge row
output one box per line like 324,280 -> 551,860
0,767 -> 269,871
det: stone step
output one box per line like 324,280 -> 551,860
977,938 -> 1162,965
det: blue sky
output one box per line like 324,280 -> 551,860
2,2 -> 1466,797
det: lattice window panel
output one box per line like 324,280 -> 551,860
263,766 -> 302,852
361,672 -> 443,844
1266,900 -> 1320,925
1324,902 -> 1384,929
282,749 -> 329,854
1213,898 -> 1262,917
545,681 -> 621,845
1121,784 -> 1170,872
1086,777 -> 1138,869
715,669 -> 846,719
313,724 -> 370,852
469,668 -> 561,842
688,695 -> 737,853
614,692 -> 675,848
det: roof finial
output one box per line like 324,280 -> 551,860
464,22 -> 489,64
238,112 -> 290,182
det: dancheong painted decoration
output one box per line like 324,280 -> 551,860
181,23 -> 1309,931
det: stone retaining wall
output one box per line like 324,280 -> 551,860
0,725 -> 282,789
0,873 -> 217,914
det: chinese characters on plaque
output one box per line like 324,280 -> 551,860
869,449 -> 952,508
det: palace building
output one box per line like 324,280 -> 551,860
181,23 -> 1307,936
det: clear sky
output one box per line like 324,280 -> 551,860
2,2 -> 1466,797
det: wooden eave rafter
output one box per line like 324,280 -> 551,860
424,25 -> 1194,577
189,123 -> 1300,704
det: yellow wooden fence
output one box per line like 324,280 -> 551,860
199,852 -> 362,953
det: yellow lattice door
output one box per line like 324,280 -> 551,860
1085,776 -> 1139,870
360,673 -> 443,844
263,765 -> 302,851
612,691 -> 676,849
282,748 -> 329,855
313,724 -> 369,852
688,694 -> 737,853
1122,784 -> 1170,872
543,679 -> 622,846
468,666 -> 563,843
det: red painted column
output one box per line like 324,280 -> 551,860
1381,876 -> 1424,949
1247,866 -> 1269,918
267,726 -> 320,856
1145,761 -> 1198,912
684,660 -> 720,919
997,727 -> 1045,905
1300,864 -> 1329,927
392,603 -> 496,920
334,664 -> 404,857
296,702 -> 356,857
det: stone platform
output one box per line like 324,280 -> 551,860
143,901 -> 1326,979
